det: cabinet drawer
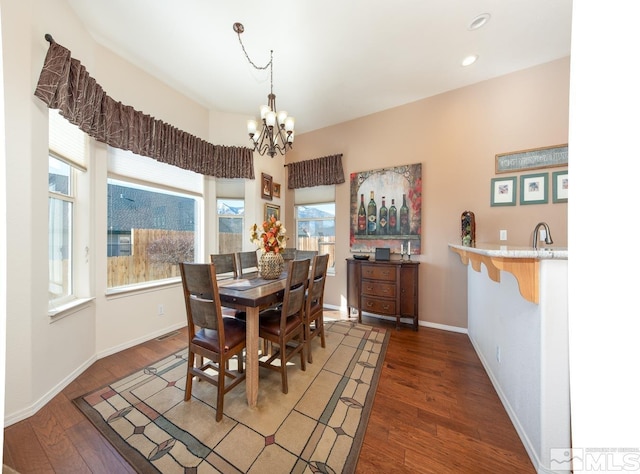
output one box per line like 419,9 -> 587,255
361,296 -> 396,315
361,264 -> 396,282
362,280 -> 396,298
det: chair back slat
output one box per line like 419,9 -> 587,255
296,250 -> 318,261
308,254 -> 330,304
236,251 -> 259,276
210,253 -> 238,280
180,263 -> 223,331
282,259 -> 310,320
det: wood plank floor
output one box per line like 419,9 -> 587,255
3,313 -> 535,473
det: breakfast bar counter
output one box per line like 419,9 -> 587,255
449,242 -> 569,473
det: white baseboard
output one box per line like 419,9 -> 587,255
4,322 -> 186,427
326,304 -> 468,334
4,354 -> 96,427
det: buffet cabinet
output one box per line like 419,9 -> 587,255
346,258 -> 420,330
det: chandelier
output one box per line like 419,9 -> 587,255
233,22 -> 295,158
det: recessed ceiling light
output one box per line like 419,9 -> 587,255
469,13 -> 491,31
461,55 -> 478,67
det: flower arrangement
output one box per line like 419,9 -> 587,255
250,216 -> 287,253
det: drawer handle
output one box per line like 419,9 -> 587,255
381,271 -> 390,276
366,285 -> 374,291
382,288 -> 390,293
366,301 -> 374,308
382,304 -> 390,310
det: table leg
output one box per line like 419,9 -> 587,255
245,306 -> 260,408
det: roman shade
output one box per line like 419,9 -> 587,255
34,37 -> 254,179
286,154 -> 345,189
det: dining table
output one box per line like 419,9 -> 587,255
216,272 -> 288,408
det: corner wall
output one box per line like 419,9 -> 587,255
286,57 -> 569,329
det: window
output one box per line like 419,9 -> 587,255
48,156 -> 74,306
48,109 -> 87,312
217,198 -> 244,254
295,202 -> 336,273
107,147 -> 203,290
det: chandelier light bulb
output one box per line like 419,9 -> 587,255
277,110 -> 288,125
285,116 -> 295,132
265,111 -> 276,127
247,119 -> 257,135
259,105 -> 270,119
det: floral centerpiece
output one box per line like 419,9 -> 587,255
250,216 -> 287,278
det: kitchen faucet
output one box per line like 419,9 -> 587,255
532,222 -> 553,249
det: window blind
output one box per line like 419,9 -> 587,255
49,109 -> 87,170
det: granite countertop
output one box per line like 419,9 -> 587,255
448,242 -> 568,260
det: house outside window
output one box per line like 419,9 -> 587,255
295,202 -> 336,273
107,147 -> 203,290
217,198 -> 244,254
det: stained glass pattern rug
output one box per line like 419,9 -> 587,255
73,319 -> 389,473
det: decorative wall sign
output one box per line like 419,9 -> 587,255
490,176 -> 517,206
495,144 -> 568,174
520,173 -> 549,205
349,163 -> 422,254
552,171 -> 568,203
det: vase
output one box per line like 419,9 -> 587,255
259,252 -> 285,279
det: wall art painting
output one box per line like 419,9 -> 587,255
349,163 -> 422,254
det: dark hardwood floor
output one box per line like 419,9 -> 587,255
3,313 -> 534,473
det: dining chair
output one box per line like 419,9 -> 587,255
236,250 -> 259,277
296,250 -> 318,261
179,262 -> 246,422
281,247 -> 297,261
210,253 -> 238,280
304,254 -> 330,363
257,258 -> 310,394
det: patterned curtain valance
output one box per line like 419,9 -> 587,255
287,153 -> 345,189
34,38 -> 254,179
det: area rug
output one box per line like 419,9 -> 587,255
73,319 -> 389,473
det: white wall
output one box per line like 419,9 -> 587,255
0,0 -> 249,424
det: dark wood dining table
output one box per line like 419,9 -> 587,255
216,272 -> 287,408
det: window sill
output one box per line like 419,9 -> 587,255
49,297 -> 95,322
106,278 -> 181,299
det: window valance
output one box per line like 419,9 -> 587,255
34,37 -> 254,179
286,153 -> 345,189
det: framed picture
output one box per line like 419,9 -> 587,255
552,170 -> 568,203
272,182 -> 281,198
349,163 -> 422,253
265,203 -> 280,221
490,176 -> 517,206
520,173 -> 548,205
261,173 -> 273,200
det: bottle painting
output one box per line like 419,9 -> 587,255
399,193 -> 410,235
357,193 -> 367,234
367,191 -> 377,235
378,196 -> 388,235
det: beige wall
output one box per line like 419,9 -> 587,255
285,57 -> 569,329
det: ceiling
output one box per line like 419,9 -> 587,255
65,0 -> 573,135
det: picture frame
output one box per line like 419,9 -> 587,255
552,170 -> 568,203
264,203 -> 280,222
261,173 -> 273,200
272,182 -> 281,198
490,176 -> 517,207
520,172 -> 548,205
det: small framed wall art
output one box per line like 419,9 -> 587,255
490,176 -> 517,207
520,172 -> 548,205
552,170 -> 568,203
265,203 -> 280,221
261,173 -> 273,200
272,182 -> 281,198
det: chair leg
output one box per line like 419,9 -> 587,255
216,357 -> 226,422
185,350 -> 195,401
